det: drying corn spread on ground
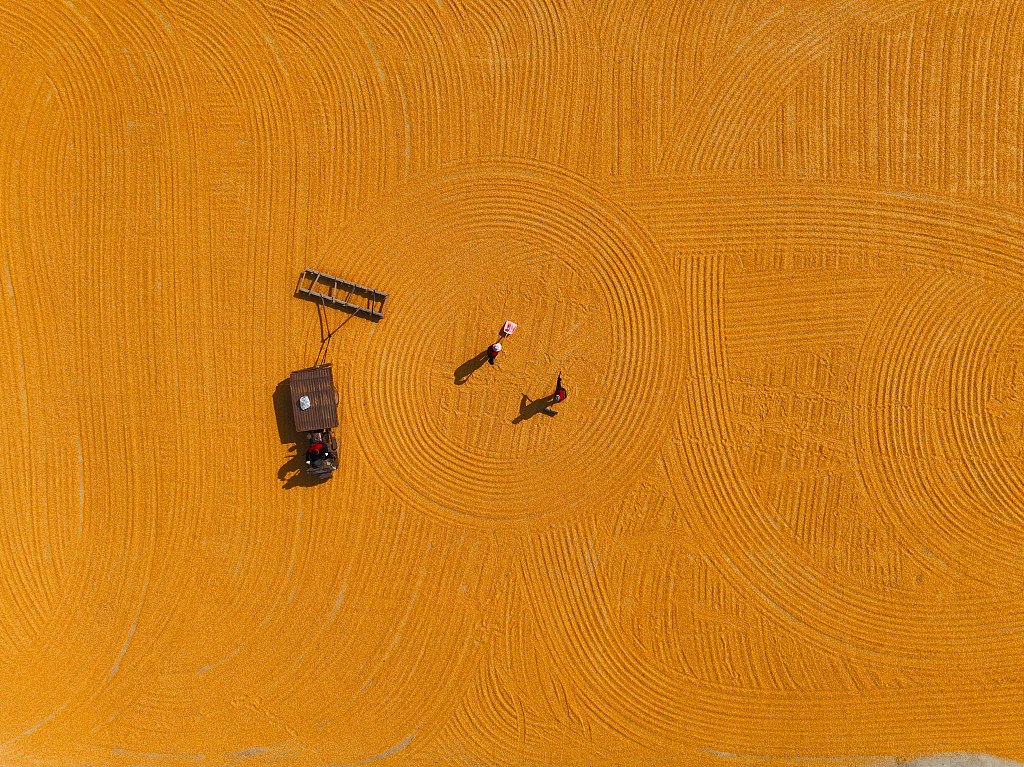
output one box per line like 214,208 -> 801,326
1,1 -> 1024,765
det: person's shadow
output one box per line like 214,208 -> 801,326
512,393 -> 559,424
454,349 -> 490,384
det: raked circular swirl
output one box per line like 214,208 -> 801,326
316,161 -> 683,525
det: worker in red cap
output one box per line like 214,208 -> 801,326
553,373 -> 567,403
306,436 -> 324,467
306,431 -> 333,468
487,342 -> 502,365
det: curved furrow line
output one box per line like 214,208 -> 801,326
948,296 -> 1024,524
590,0 -> 676,176
960,302 -> 1024,491
0,66 -> 62,651
524,520 -> 769,746
606,176 -> 1024,664
48,2 -> 339,756
751,3 -> 1024,206
360,1 -> 475,174
524,506 -> 1024,754
250,454 -> 503,763
852,274 -> 1024,588
8,0 -> 117,644
13,0 -> 134,659
593,0 -> 727,174
443,658 -> 538,766
681,258 -> 965,660
14,74 -> 84,595
38,0 -> 223,745
612,178 -> 1024,282
435,605 -> 628,767
265,0 -> 405,223
79,0 -> 277,737
505,0 -> 595,173
594,0 -> 765,176
658,1 -> 926,173
853,277 -> 982,571
129,481 -> 494,762
0,0 -> 176,749
523,517 -> 733,743
171,0 -> 291,502
5,1 -> 1024,762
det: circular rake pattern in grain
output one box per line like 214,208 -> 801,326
316,160 -> 683,526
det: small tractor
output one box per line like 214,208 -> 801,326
288,363 -> 340,475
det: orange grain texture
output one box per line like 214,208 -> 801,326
1,1 -> 1023,765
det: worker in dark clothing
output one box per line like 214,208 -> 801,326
553,373 -> 567,403
487,342 -> 502,365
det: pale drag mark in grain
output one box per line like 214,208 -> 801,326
0,705 -> 67,750
328,730 -> 417,767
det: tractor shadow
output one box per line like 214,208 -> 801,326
273,379 -> 331,489
512,393 -> 559,424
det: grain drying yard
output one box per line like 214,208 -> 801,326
1,2 -> 1024,765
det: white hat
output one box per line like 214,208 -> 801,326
491,342 -> 502,352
